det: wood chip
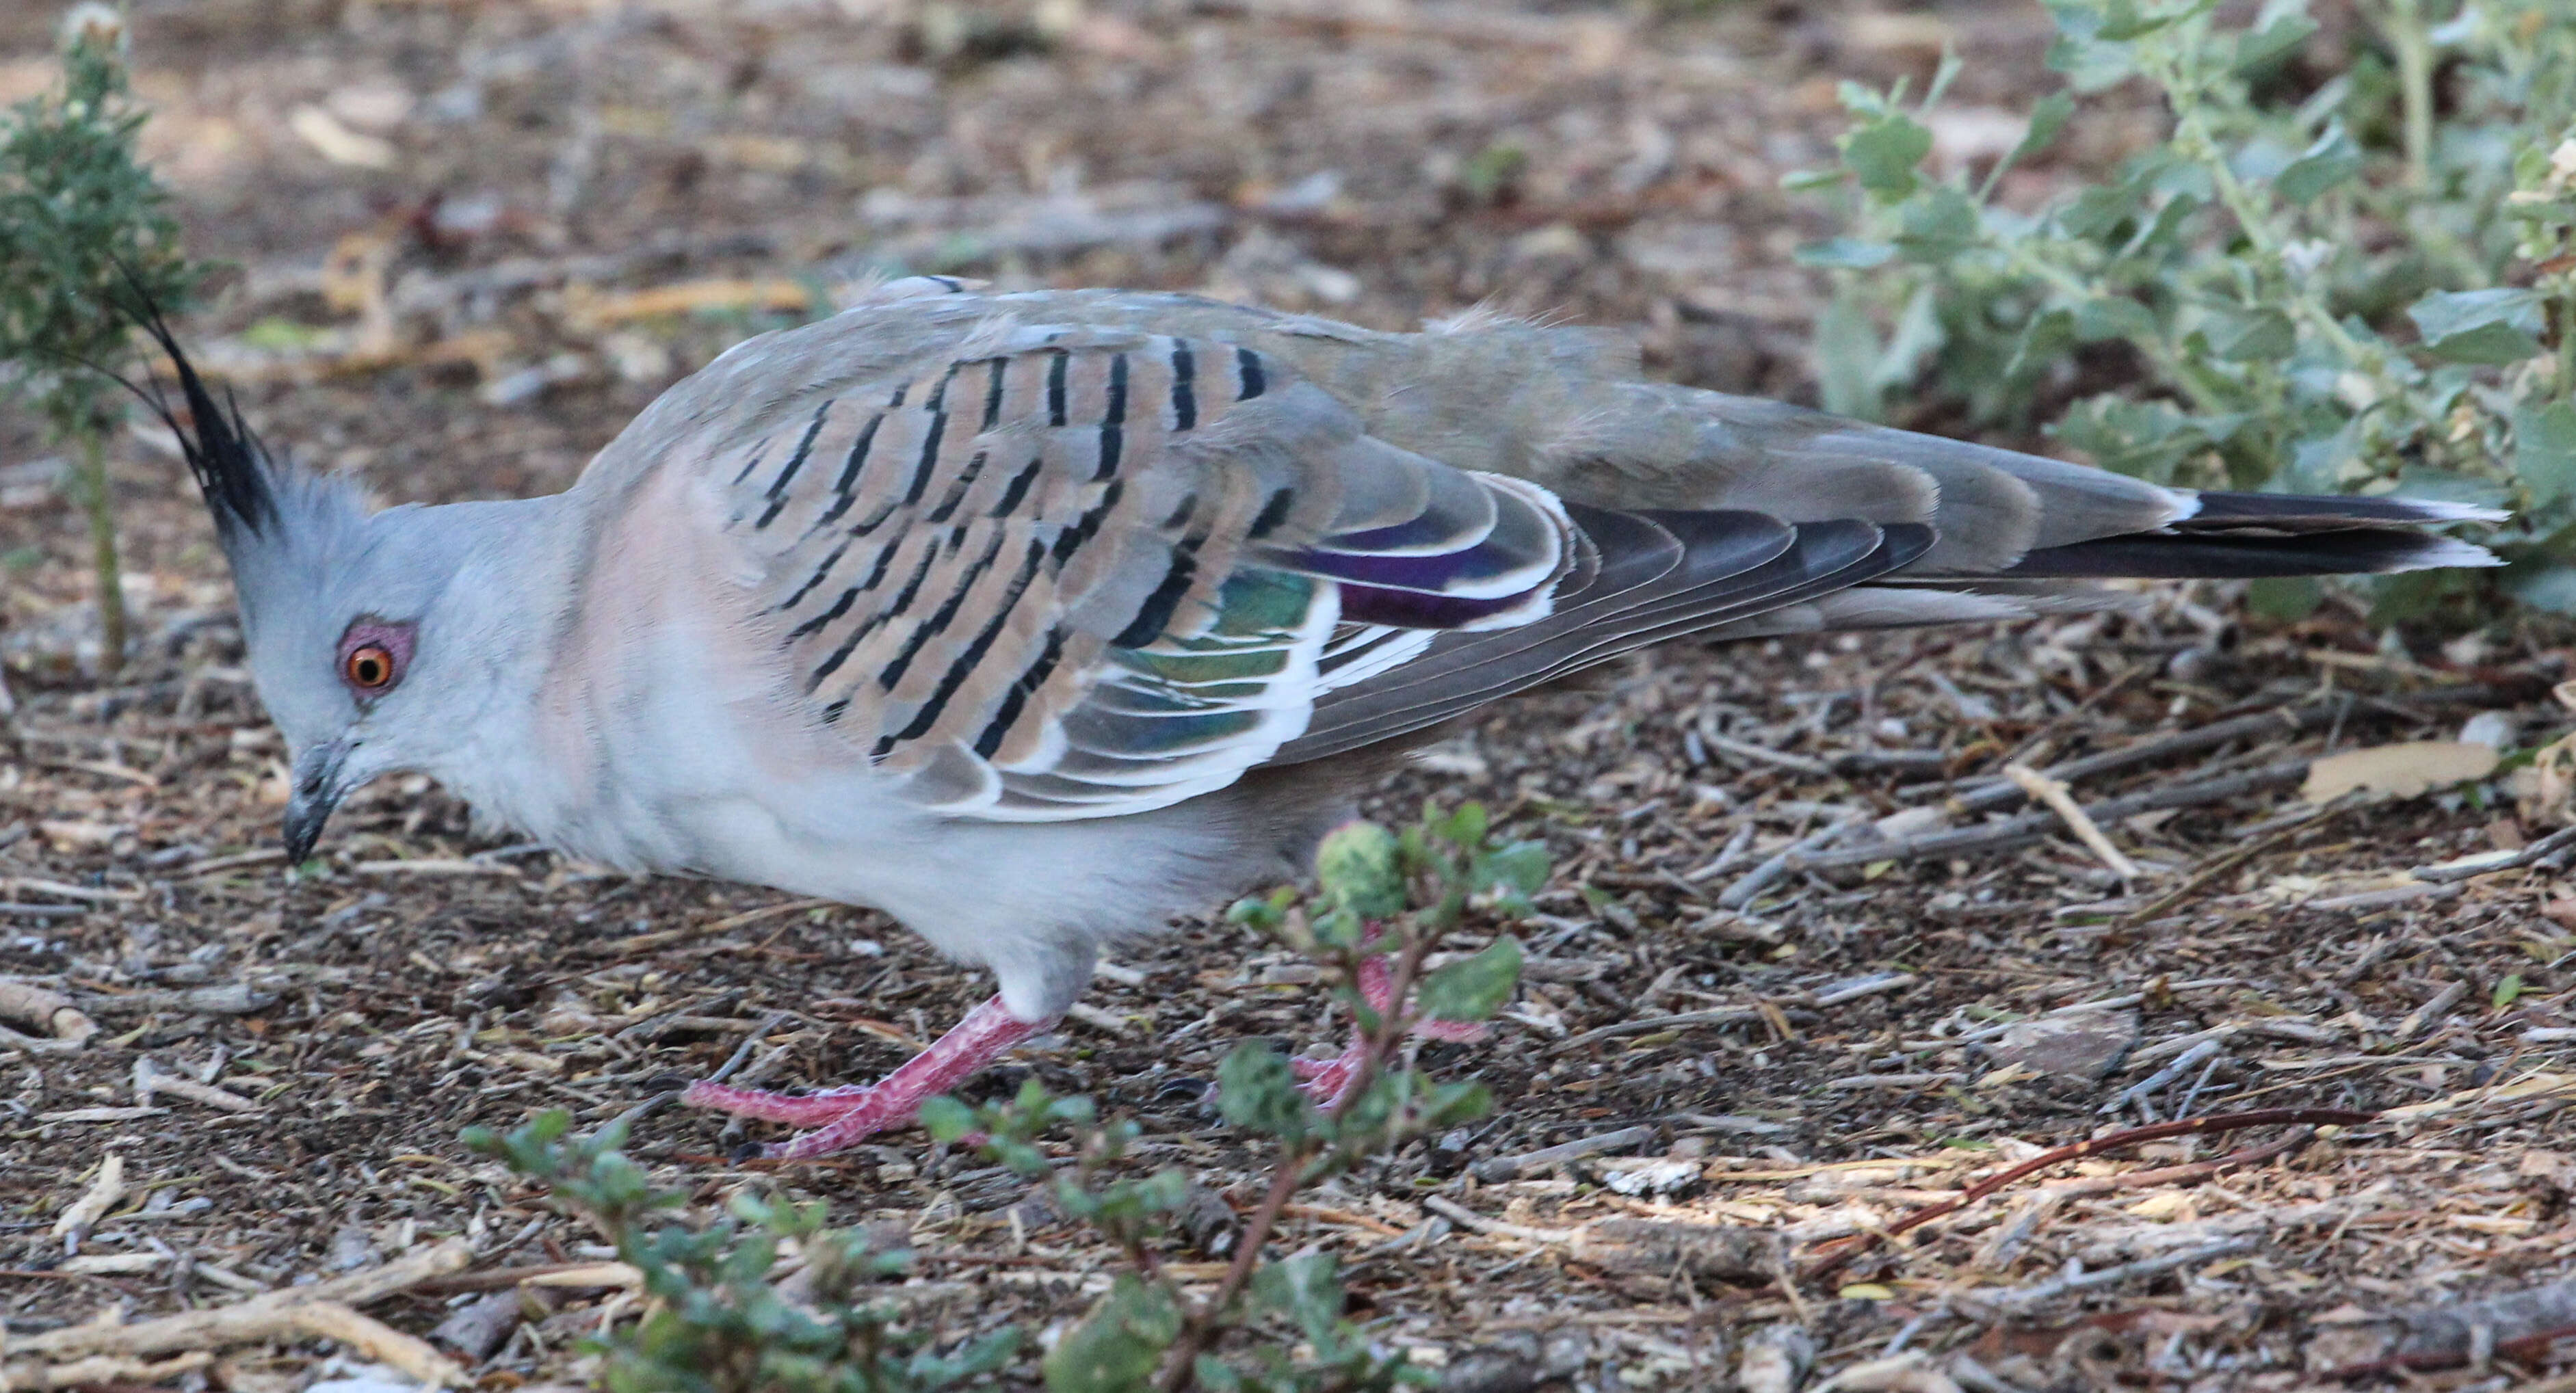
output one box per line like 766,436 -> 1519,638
52,1153 -> 125,1241
2006,762 -> 2144,881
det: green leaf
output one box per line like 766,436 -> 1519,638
2495,973 -> 2527,1011
2073,295 -> 2159,343
2233,9 -> 2319,72
2408,289 -> 2546,364
918,1096 -> 975,1145
2274,124 -> 2360,204
1436,801 -> 1488,850
1471,840 -> 1551,899
2013,92 -> 2077,165
2516,401 -> 2576,512
1419,936 -> 1523,1023
2507,563 -> 2576,614
1813,287 -> 1886,421
1317,821 -> 1406,920
1043,1275 -> 1183,1393
1215,1042 -> 1319,1141
2060,172 -> 2148,240
2207,308 -> 2296,362
1840,113 -> 1932,202
1795,237 -> 1896,268
1250,1251 -> 1346,1343
1895,185 -> 1983,261
1225,892 -> 1285,933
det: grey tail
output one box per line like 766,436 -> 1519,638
1276,487 -> 2499,765
2000,490 -> 2504,579
104,285 -> 280,542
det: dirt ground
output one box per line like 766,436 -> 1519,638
6,1 -> 2576,1389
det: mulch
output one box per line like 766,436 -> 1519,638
5,1 -> 2575,1388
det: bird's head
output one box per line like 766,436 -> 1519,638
126,307 -> 544,862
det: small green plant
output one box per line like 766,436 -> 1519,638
469,804 -> 1545,1393
1791,0 -> 2576,621
0,7 -> 205,674
466,1111 -> 1021,1392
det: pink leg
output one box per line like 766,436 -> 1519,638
683,995 -> 1044,1160
1293,947 -> 1488,1113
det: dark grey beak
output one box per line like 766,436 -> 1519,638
282,739 -> 352,864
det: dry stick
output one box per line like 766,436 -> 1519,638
1555,1006 -> 1764,1052
1793,758 -> 2313,875
2308,1292 -> 2576,1380
1800,1109 -> 2376,1281
2410,823 -> 2576,884
2118,795 -> 2363,926
1471,1125 -> 1657,1182
1948,703 -> 2327,815
0,981 -> 96,1046
7,1238 -> 470,1364
1718,812 -> 1869,909
10,1352 -> 213,1391
609,1009 -> 791,1136
2003,764 -> 2142,881
1941,683 -> 2516,818
1978,1238 -> 2257,1310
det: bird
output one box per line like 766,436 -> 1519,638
124,275 -> 2500,1160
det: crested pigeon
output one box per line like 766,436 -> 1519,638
128,276 -> 2498,1160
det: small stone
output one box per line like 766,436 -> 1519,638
1986,1009 -> 2139,1083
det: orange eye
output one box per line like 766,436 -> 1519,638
345,644 -> 396,690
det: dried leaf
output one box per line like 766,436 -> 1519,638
2300,741 -> 2499,803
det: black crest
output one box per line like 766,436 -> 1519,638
105,278 -> 278,541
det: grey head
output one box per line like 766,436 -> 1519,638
124,306 -> 562,862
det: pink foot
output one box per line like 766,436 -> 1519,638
1291,946 -> 1488,1113
683,994 -> 1045,1160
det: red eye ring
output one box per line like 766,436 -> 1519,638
345,644 -> 396,690
336,619 -> 414,698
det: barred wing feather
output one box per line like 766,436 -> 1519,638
709,330 -> 1580,821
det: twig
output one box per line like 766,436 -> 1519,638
2119,795 -> 2362,925
2315,1279 -> 2576,1381
1421,1194 -> 1578,1244
280,1303 -> 467,1386
2006,764 -> 2143,880
2099,1039 -> 2224,1119
1555,1006 -> 1763,1051
1801,1109 -> 2374,1279
590,899 -> 833,956
2410,823 -> 2576,883
2394,981 -> 2468,1043
1973,1238 -> 2257,1310
132,1057 -> 265,1113
610,1009 -> 791,1135
0,876 -> 142,903
1793,759 -> 2313,874
5,1353 -> 212,1390
0,981 -> 95,1048
1941,683 -> 2519,817
1699,730 -> 1835,776
1720,813 -> 1869,910
5,1239 -> 470,1367
52,1153 -> 125,1245
415,1260 -> 644,1297
1470,1125 -> 1657,1182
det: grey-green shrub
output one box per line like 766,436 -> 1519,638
1793,0 -> 2576,620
